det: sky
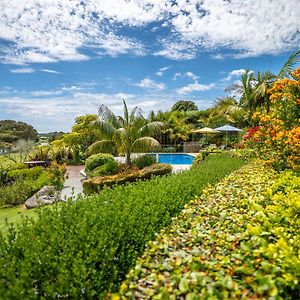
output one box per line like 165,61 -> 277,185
0,0 -> 299,132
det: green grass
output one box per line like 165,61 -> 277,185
0,205 -> 38,233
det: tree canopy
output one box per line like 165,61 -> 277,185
0,120 -> 38,147
171,100 -> 198,112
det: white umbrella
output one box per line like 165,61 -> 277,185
214,125 -> 243,147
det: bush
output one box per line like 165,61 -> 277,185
163,146 -> 176,153
132,154 -> 156,169
0,163 -> 65,206
0,154 -> 244,299
8,166 -> 44,180
85,153 -> 115,173
83,163 -> 172,194
118,163 -> 299,299
0,172 -> 51,206
90,159 -> 119,177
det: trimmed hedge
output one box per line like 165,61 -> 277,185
0,154 -> 244,299
83,163 -> 172,194
117,162 -> 300,299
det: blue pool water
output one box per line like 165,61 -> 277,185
151,153 -> 195,165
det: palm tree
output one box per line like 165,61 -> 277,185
87,100 -> 166,167
277,50 -> 300,79
252,71 -> 276,113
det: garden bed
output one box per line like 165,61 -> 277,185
116,162 -> 299,299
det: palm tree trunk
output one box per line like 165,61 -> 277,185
125,151 -> 131,168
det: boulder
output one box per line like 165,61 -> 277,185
24,186 -> 60,209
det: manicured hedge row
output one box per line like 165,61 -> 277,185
117,162 -> 299,299
0,154 -> 244,299
83,163 -> 172,194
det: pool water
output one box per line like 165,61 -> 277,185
151,153 -> 195,165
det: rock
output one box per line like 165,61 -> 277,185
24,186 -> 61,209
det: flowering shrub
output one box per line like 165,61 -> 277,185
244,67 -> 300,171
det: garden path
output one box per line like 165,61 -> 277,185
61,165 -> 85,200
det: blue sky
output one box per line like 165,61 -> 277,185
0,1 -> 299,132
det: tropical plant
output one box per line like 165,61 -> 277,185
87,100 -> 165,167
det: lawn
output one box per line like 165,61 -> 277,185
0,205 -> 38,233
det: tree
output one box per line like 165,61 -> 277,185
87,100 -> 166,167
0,120 -> 38,143
171,100 -> 198,112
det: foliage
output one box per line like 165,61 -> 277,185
90,159 -> 119,177
0,172 -> 51,206
171,100 -> 198,112
245,67 -> 300,171
0,120 -> 38,144
53,114 -> 102,161
28,146 -> 51,161
132,154 -> 156,169
89,100 -> 165,167
85,153 -> 115,173
162,146 -> 176,153
191,153 -> 203,167
117,162 -> 299,299
0,163 -> 65,206
83,163 -> 172,194
0,154 -> 244,299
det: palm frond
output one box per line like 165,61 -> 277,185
98,104 -> 121,128
113,128 -> 130,148
277,50 -> 300,79
130,106 -> 144,123
139,121 -> 166,137
94,120 -> 116,138
86,140 -> 116,156
123,99 -> 129,126
131,137 -> 161,152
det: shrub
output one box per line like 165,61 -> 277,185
85,153 -> 115,173
0,154 -> 244,298
191,153 -> 203,167
0,172 -> 51,206
83,163 -> 172,194
8,166 -> 44,180
132,154 -> 156,169
163,146 -> 176,153
118,162 -> 299,299
90,159 -> 119,177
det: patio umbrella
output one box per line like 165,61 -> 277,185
214,124 -> 243,147
191,127 -> 220,144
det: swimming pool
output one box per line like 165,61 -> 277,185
152,153 -> 195,165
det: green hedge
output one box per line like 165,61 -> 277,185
85,153 -> 115,173
0,154 -> 244,299
117,162 -> 299,299
83,163 -> 172,194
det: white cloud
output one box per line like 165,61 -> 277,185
40,69 -> 62,74
176,82 -> 215,95
0,0 -> 298,63
222,69 -> 247,82
9,68 -> 35,73
136,78 -> 166,90
173,71 -> 199,81
155,66 -> 170,76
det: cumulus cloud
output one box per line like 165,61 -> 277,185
176,82 -> 215,95
135,78 -> 166,90
173,71 -> 199,81
222,69 -> 248,82
0,0 -> 298,63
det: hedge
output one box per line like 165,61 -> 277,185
83,163 -> 172,194
0,154 -> 244,299
117,162 -> 300,299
